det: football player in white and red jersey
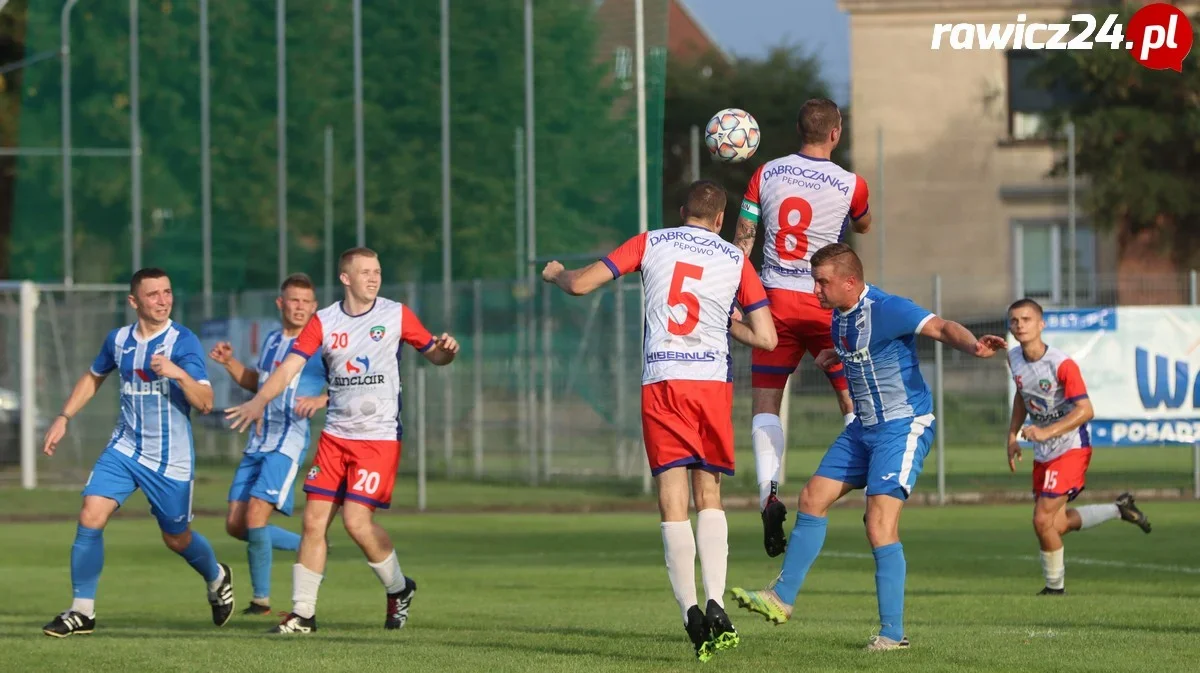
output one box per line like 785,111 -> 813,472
226,247 -> 460,634
732,98 -> 873,558
542,180 -> 777,662
1006,298 -> 1151,596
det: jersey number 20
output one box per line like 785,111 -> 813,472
774,196 -> 813,261
667,262 -> 704,336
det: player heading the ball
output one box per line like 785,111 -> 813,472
542,180 -> 777,662
733,98 -> 872,559
41,267 -> 235,638
226,247 -> 459,634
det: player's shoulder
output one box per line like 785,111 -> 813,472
1007,344 -> 1024,366
104,323 -> 134,344
1045,345 -> 1078,369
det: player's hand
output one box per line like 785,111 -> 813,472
1021,425 -> 1048,443
815,348 -> 841,371
150,354 -> 185,381
434,333 -> 460,355
42,415 -> 68,456
225,397 -> 267,435
1007,436 -> 1023,472
729,306 -> 744,323
208,341 -> 234,365
294,394 -> 328,419
541,261 -> 564,283
973,335 -> 1007,358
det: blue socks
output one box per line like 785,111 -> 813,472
232,524 -> 301,552
873,542 -> 906,641
268,525 -> 301,552
70,524 -> 104,601
247,527 -> 273,600
178,531 -> 222,584
771,513 -> 828,605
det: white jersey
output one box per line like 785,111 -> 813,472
292,297 -> 434,441
601,225 -> 768,384
1009,344 -> 1091,462
740,153 -> 869,293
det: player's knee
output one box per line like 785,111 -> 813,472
1032,510 -> 1056,534
863,515 -> 898,547
225,517 -> 246,540
798,484 -> 833,517
78,508 -> 110,530
161,529 -> 192,553
341,514 -> 375,541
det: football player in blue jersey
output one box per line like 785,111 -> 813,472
730,243 -> 1006,650
210,273 -> 328,615
41,268 -> 235,637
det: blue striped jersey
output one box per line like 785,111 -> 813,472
90,321 -> 211,481
831,285 -> 935,427
243,330 -> 327,459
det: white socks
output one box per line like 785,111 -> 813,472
752,414 -> 785,510
1076,503 -> 1120,529
206,564 -> 227,593
695,509 -> 728,609
661,520 -> 698,624
292,563 -> 324,618
368,549 -> 408,594
70,598 -> 95,618
1040,548 -> 1065,590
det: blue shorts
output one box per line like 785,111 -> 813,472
814,414 -> 936,500
82,449 -> 194,535
228,450 -> 305,516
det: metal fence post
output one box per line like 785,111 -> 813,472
472,279 -> 484,480
541,279 -> 553,480
614,276 -> 627,477
20,281 -> 39,489
934,274 -> 946,505
417,367 -> 427,512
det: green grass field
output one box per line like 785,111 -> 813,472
4,486 -> 1199,672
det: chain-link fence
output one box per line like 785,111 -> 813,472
4,271 -> 1199,503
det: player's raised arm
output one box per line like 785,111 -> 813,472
1006,391 -> 1026,472
544,232 -> 648,297
917,315 -> 1006,359
226,316 -> 322,433
209,341 -> 258,393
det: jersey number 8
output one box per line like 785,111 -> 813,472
774,196 -> 813,261
667,262 -> 704,336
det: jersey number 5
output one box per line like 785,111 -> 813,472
667,262 -> 704,336
774,196 -> 813,261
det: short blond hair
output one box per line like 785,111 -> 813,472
338,247 -> 378,274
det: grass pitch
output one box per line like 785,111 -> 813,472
4,490 -> 1199,673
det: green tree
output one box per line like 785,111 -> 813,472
1033,8 -> 1200,284
662,44 -> 846,266
5,0 -> 664,290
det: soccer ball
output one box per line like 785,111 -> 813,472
704,108 -> 760,163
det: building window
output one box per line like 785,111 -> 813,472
1006,50 -> 1074,141
1013,219 -> 1096,306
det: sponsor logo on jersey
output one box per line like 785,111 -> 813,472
761,164 -> 850,196
333,355 -> 385,387
369,325 -> 386,342
646,350 -> 719,363
647,230 -> 740,262
124,369 -> 171,396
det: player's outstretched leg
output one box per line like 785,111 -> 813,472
751,412 -> 788,558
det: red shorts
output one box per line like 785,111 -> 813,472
1032,448 -> 1092,501
303,433 -> 402,510
750,288 -> 848,390
642,380 -> 734,477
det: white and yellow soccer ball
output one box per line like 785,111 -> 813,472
704,108 -> 761,163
